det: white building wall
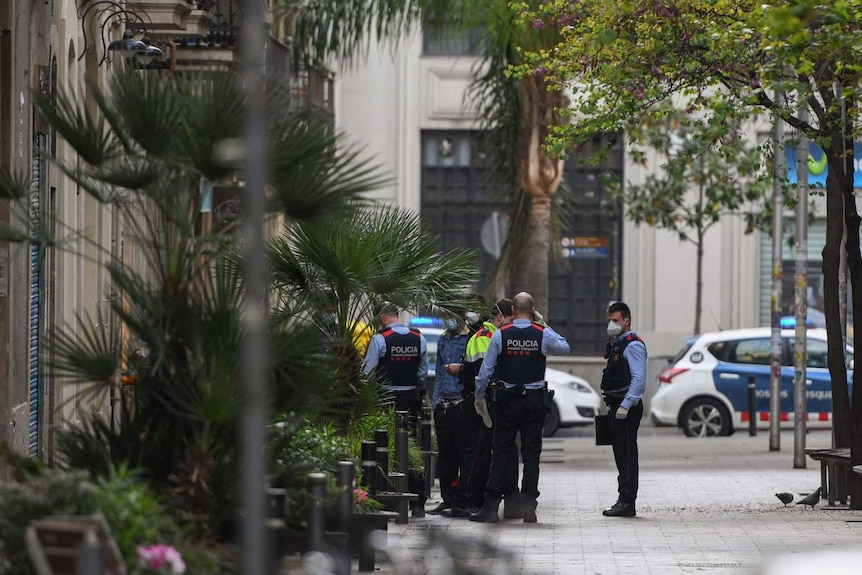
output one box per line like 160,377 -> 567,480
336,32 -> 775,360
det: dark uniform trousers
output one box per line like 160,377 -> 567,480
451,396 -> 492,510
485,388 -> 545,506
433,399 -> 465,505
605,397 -> 642,503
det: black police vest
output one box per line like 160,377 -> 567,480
376,328 -> 422,387
496,323 -> 546,385
601,333 -> 644,395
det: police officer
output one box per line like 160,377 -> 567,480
363,301 -> 428,421
438,298 -> 515,518
470,292 -> 570,523
426,314 -> 471,515
601,301 -> 647,518
363,301 -> 428,514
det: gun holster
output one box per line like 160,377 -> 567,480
543,385 -> 554,413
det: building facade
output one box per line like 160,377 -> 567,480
334,30 -> 836,378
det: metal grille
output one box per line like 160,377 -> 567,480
420,131 -> 623,356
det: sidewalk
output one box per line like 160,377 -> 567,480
375,428 -> 862,575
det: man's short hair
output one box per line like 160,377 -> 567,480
376,301 -> 399,317
493,298 -> 514,318
607,301 -> 631,320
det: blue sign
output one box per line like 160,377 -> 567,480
786,142 -> 862,188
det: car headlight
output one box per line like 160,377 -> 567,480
566,381 -> 593,394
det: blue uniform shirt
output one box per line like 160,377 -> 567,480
618,330 -> 647,410
363,323 -> 428,389
475,318 -> 570,398
433,329 -> 470,408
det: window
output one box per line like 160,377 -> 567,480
422,23 -> 484,56
726,338 -> 772,365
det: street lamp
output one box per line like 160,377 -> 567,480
77,0 -> 164,66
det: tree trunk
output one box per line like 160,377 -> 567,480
512,75 -> 564,313
823,133 -> 851,449
512,196 -> 553,309
839,94 -> 862,509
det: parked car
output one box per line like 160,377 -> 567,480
650,327 -> 854,437
544,368 -> 602,437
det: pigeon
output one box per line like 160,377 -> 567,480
796,487 -> 822,509
775,492 -> 794,506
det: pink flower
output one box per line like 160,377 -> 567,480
353,488 -> 369,503
533,19 -> 545,29
137,544 -> 186,575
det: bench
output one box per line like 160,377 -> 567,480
25,513 -> 126,575
351,511 -> 398,572
805,447 -> 852,507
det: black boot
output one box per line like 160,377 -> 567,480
426,501 -> 452,515
522,499 -> 537,523
468,501 -> 500,523
602,500 -> 636,517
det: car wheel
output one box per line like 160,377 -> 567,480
543,402 -> 560,437
681,398 -> 731,437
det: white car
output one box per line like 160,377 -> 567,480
544,368 -> 602,437
650,327 -> 853,437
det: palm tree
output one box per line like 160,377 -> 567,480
286,0 -> 569,311
268,204 -> 478,423
0,68 -> 386,529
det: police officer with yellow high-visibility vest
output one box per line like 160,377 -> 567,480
470,292 -> 570,523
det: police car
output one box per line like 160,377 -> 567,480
544,368 -> 602,437
650,327 -> 853,437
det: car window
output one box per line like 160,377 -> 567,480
805,338 -> 829,369
668,341 -> 694,364
786,337 -> 851,370
707,341 -> 729,361
725,338 -> 771,365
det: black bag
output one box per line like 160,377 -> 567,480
595,414 -> 612,445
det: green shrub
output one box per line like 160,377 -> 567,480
0,467 -> 218,575
0,470 -> 97,575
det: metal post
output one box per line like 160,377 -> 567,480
334,461 -> 354,575
770,91 -> 785,451
420,415 -> 433,500
307,473 -> 327,553
361,441 -> 377,497
336,461 -> 354,533
239,0 -> 268,572
794,108 -> 809,468
394,411 -> 410,522
748,376 -> 757,437
375,430 -> 389,492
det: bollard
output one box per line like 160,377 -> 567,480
333,461 -> 354,575
375,430 -> 389,492
748,375 -> 757,437
307,473 -> 327,553
395,419 -> 409,474
360,440 -> 377,463
76,529 -> 103,575
265,487 -> 288,564
362,460 -> 377,497
336,461 -> 354,534
421,416 -> 433,499
266,487 -> 287,519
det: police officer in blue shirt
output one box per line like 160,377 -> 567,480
363,301 -> 428,419
601,301 -> 647,518
470,292 -> 570,523
363,301 -> 428,514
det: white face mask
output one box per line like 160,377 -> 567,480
465,311 -> 480,325
607,321 -> 623,337
446,319 -> 459,331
